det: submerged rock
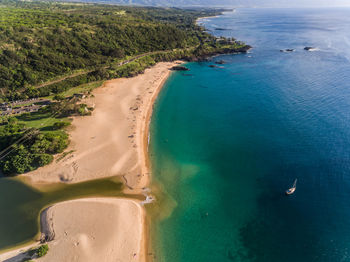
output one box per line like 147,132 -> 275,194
171,66 -> 189,71
280,49 -> 295,52
215,60 -> 226,64
304,46 -> 316,51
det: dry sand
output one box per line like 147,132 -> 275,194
0,198 -> 145,262
24,61 -> 180,192
0,61 -> 181,262
39,198 -> 145,262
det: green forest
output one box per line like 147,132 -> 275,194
0,0 -> 250,175
0,0 -> 249,100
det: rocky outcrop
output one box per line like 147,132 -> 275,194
187,45 -> 252,62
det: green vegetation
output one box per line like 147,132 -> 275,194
37,244 -> 49,257
0,96 -> 97,175
0,116 -> 69,174
0,0 -> 249,101
0,1 -> 250,176
49,81 -> 102,99
56,149 -> 75,163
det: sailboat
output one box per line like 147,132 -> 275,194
285,179 -> 297,195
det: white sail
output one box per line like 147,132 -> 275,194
285,179 -> 297,195
292,179 -> 297,188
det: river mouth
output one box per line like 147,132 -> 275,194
0,175 -> 142,251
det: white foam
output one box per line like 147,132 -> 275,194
140,195 -> 155,205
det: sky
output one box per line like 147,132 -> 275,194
124,0 -> 350,7
235,0 -> 350,7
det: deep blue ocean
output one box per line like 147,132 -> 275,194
150,8 -> 350,262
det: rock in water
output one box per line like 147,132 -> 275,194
171,66 -> 189,71
215,60 -> 226,64
280,49 -> 295,52
304,46 -> 316,51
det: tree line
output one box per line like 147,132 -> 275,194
0,0 -> 230,100
0,0 -> 250,175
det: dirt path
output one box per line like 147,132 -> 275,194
34,50 -> 172,90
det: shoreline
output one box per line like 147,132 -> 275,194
195,10 -> 233,25
22,61 -> 181,190
141,62 -> 178,184
140,64 -> 180,262
0,61 -> 182,261
138,61 -> 182,262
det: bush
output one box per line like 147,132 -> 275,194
53,94 -> 65,101
53,121 -> 71,130
35,153 -> 53,167
37,244 -> 49,257
2,144 -> 34,174
0,129 -> 68,175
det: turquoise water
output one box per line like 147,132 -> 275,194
150,8 -> 350,262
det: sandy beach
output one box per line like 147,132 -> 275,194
0,198 -> 145,262
24,61 -> 179,191
0,61 -> 180,261
39,198 -> 145,262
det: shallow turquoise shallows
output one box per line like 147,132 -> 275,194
150,8 -> 350,262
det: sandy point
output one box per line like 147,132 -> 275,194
0,198 -> 146,262
39,198 -> 146,262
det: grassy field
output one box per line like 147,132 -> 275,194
56,81 -> 102,98
16,110 -> 70,131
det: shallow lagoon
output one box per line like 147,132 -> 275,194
0,176 -> 135,251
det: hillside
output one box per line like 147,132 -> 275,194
0,0 -> 250,101
0,0 -> 250,175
